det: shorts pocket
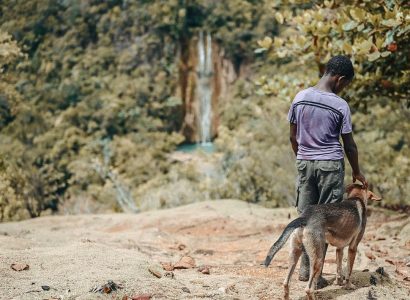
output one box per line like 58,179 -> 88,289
296,160 -> 308,184
318,160 -> 340,172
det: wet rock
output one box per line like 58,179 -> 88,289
376,267 -> 386,276
164,271 -> 175,278
89,280 -> 123,294
370,275 -> 377,285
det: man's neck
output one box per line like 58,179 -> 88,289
315,76 -> 337,94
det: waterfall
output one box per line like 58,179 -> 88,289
197,31 -> 213,144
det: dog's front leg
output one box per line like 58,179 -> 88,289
335,248 -> 344,285
344,246 -> 357,290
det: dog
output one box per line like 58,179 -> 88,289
263,183 -> 381,299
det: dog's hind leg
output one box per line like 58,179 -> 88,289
344,245 -> 357,290
303,230 -> 325,300
335,248 -> 344,285
283,231 -> 303,300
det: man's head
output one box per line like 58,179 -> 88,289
324,55 -> 354,94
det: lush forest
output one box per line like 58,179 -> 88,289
0,0 -> 408,221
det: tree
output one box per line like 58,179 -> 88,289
255,0 -> 409,204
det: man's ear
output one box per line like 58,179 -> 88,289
368,191 -> 382,201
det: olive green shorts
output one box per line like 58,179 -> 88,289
295,159 -> 345,214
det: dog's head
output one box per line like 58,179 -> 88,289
345,183 -> 382,206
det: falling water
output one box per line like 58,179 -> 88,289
197,31 -> 213,144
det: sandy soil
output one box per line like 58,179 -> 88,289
0,200 -> 409,300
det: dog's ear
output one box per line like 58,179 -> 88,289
368,191 -> 382,201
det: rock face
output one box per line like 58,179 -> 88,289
178,32 -> 239,143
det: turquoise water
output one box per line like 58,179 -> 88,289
176,143 -> 215,153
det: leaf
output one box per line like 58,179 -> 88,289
275,12 -> 284,24
381,19 -> 402,27
254,48 -> 267,54
356,40 -> 373,54
257,36 -> 273,50
380,51 -> 391,57
342,21 -> 358,31
368,51 -> 381,62
342,42 -> 353,54
350,8 -> 366,22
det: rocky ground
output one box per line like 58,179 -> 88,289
0,200 -> 409,300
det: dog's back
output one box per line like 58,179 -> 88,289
300,199 -> 366,248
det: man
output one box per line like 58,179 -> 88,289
287,55 -> 368,288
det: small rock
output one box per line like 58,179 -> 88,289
178,244 -> 186,250
182,287 -> 190,293
367,290 -> 377,300
148,265 -> 163,278
194,249 -> 214,256
376,267 -> 386,276
164,272 -> 175,278
160,262 -> 174,271
41,286 -> 50,291
403,277 -> 410,282
174,256 -> 195,269
370,275 -> 377,285
365,251 -> 376,260
89,280 -> 123,294
362,269 -> 369,272
11,263 -> 29,271
198,265 -> 210,274
218,287 -> 226,293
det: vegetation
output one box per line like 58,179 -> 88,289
254,0 -> 409,204
0,0 -> 408,221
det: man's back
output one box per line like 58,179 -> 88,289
287,87 -> 352,160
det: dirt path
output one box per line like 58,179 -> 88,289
0,200 -> 409,299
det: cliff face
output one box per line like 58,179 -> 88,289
178,33 -> 240,143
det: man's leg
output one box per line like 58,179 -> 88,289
314,159 -> 345,288
295,160 -> 318,281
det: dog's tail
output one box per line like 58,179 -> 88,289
263,217 -> 305,267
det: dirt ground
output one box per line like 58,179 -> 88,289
0,199 -> 409,300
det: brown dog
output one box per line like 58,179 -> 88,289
264,184 -> 381,299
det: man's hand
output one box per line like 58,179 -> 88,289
352,172 -> 368,189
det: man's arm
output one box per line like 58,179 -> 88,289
341,132 -> 368,188
290,123 -> 298,156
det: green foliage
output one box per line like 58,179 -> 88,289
0,0 -> 276,219
254,0 -> 410,204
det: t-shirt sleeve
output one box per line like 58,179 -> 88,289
287,101 -> 297,124
341,105 -> 352,134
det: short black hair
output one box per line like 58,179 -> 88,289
324,55 -> 354,80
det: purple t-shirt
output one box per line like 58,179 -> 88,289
287,87 -> 352,160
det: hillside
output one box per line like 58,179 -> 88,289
1,200 -> 409,299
